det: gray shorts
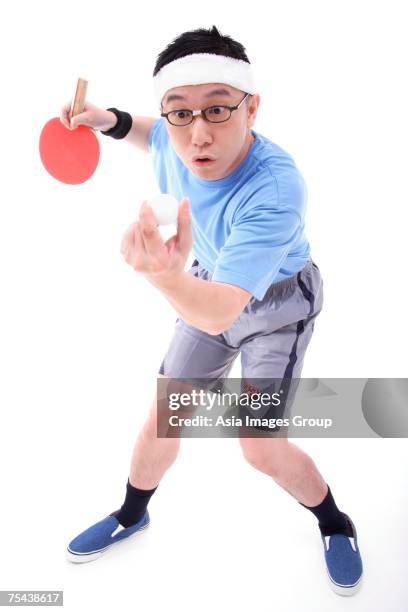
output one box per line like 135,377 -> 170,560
159,260 -> 323,430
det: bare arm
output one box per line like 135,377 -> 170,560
121,199 -> 253,335
122,115 -> 157,153
149,272 -> 253,335
60,101 -> 156,153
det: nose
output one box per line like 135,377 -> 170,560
190,115 -> 213,147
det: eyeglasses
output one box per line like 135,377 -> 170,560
161,93 -> 250,126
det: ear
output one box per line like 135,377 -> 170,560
247,93 -> 260,129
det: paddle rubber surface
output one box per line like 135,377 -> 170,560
39,117 -> 100,185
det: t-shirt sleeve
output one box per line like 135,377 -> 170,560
212,174 -> 305,301
147,117 -> 165,152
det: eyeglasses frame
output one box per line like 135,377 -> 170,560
160,93 -> 250,126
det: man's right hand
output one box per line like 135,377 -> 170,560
60,101 -> 117,132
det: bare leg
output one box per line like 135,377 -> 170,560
129,375 -> 181,489
239,436 -> 328,506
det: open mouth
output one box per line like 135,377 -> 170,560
192,157 -> 215,166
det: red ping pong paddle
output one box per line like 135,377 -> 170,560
39,78 -> 100,185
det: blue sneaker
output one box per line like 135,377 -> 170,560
321,514 -> 363,596
66,511 -> 150,563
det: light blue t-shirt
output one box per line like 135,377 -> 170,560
147,118 -> 311,301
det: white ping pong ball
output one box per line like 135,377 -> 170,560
146,193 -> 179,226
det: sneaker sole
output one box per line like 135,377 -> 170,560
66,520 -> 150,564
327,570 -> 363,596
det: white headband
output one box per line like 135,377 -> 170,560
153,53 -> 256,106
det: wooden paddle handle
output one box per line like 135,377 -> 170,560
69,78 -> 88,119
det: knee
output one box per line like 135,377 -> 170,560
239,436 -> 288,476
239,437 -> 268,471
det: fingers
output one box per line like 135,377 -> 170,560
120,223 -> 135,257
59,100 -> 97,130
120,221 -> 148,271
138,202 -> 165,259
69,111 -> 92,130
177,197 -> 193,255
164,234 -> 177,257
133,222 -> 146,265
59,101 -> 72,129
121,198 -> 191,275
59,100 -> 87,130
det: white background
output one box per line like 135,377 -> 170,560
1,0 -> 407,610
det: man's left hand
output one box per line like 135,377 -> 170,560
120,196 -> 192,286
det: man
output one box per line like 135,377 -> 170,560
62,26 -> 363,596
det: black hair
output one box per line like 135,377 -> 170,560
153,25 -> 251,77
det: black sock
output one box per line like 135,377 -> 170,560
109,479 -> 158,528
299,484 -> 353,537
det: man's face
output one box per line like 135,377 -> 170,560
161,83 -> 260,181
